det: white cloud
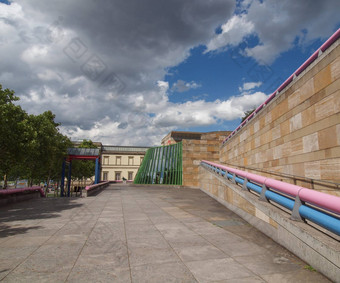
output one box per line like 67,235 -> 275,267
152,91 -> 268,128
239,81 -> 262,92
0,0 -> 235,146
0,2 -> 24,19
0,0 -> 338,147
206,0 -> 340,64
205,15 -> 254,53
171,79 -> 201,92
157,80 -> 169,92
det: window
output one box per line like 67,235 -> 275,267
140,157 -> 144,164
116,156 -> 121,165
128,156 -> 134,165
115,172 -> 121,181
103,172 -> 108,181
128,172 -> 133,180
103,156 -> 109,165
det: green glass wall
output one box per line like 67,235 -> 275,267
134,142 -> 182,185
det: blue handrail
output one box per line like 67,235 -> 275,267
201,161 -> 340,236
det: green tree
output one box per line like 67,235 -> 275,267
0,84 -> 71,190
241,108 -> 255,122
24,111 -> 71,191
0,85 -> 31,188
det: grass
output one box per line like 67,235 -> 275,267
304,265 -> 316,272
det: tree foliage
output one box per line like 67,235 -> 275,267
0,84 -> 71,189
241,108 -> 255,122
71,139 -> 97,181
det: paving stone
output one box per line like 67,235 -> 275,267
234,252 -> 302,276
131,262 -> 197,283
67,265 -> 131,283
128,244 -> 180,267
3,268 -> 70,283
173,244 -> 227,262
127,235 -> 170,249
184,221 -> 226,235
204,232 -> 267,257
222,276 -> 266,282
261,269 -> 332,283
186,258 -> 255,282
0,185 -> 330,282
166,234 -> 211,248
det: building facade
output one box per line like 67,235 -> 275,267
100,145 -> 149,181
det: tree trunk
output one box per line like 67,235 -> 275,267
3,174 -> 7,189
55,180 -> 59,197
45,172 -> 50,196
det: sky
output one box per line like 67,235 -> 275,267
0,0 -> 339,146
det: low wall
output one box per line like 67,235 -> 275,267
83,181 -> 110,197
0,186 -> 45,206
199,165 -> 340,282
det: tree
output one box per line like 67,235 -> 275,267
0,85 -> 31,188
241,108 -> 255,122
24,111 -> 71,191
0,84 -> 71,190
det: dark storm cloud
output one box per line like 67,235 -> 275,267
0,0 -> 236,146
17,0 -> 235,91
1,0 -> 338,145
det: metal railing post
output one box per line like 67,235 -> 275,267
291,193 -> 305,222
259,184 -> 269,202
232,173 -> 236,184
242,177 -> 249,191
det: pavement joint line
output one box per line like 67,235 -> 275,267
206,169 -> 340,270
63,194 -> 110,283
148,197 -> 201,282
0,185 -> 331,282
150,191 -> 262,279
0,196 -> 97,281
121,190 -> 134,283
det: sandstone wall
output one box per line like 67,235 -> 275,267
220,40 -> 340,193
182,132 -> 229,187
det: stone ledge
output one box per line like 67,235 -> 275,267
0,191 -> 41,206
199,166 -> 340,282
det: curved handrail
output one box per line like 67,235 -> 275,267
0,186 -> 45,198
202,160 -> 340,215
201,160 -> 340,236
222,28 -> 340,145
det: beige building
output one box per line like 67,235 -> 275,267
100,145 -> 149,181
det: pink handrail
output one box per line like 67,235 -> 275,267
202,160 -> 340,215
0,186 -> 45,198
223,28 -> 340,145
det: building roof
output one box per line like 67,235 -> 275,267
161,131 -> 231,144
101,145 -> 150,153
67,147 -> 100,156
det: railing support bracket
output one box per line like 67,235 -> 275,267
259,184 -> 269,202
232,173 -> 236,184
242,178 -> 249,191
291,194 -> 305,222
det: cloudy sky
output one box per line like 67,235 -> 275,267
0,0 -> 339,146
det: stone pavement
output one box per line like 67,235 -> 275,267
0,185 -> 331,282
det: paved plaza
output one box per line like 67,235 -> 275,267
0,185 -> 330,282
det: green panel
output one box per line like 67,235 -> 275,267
134,142 -> 182,185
